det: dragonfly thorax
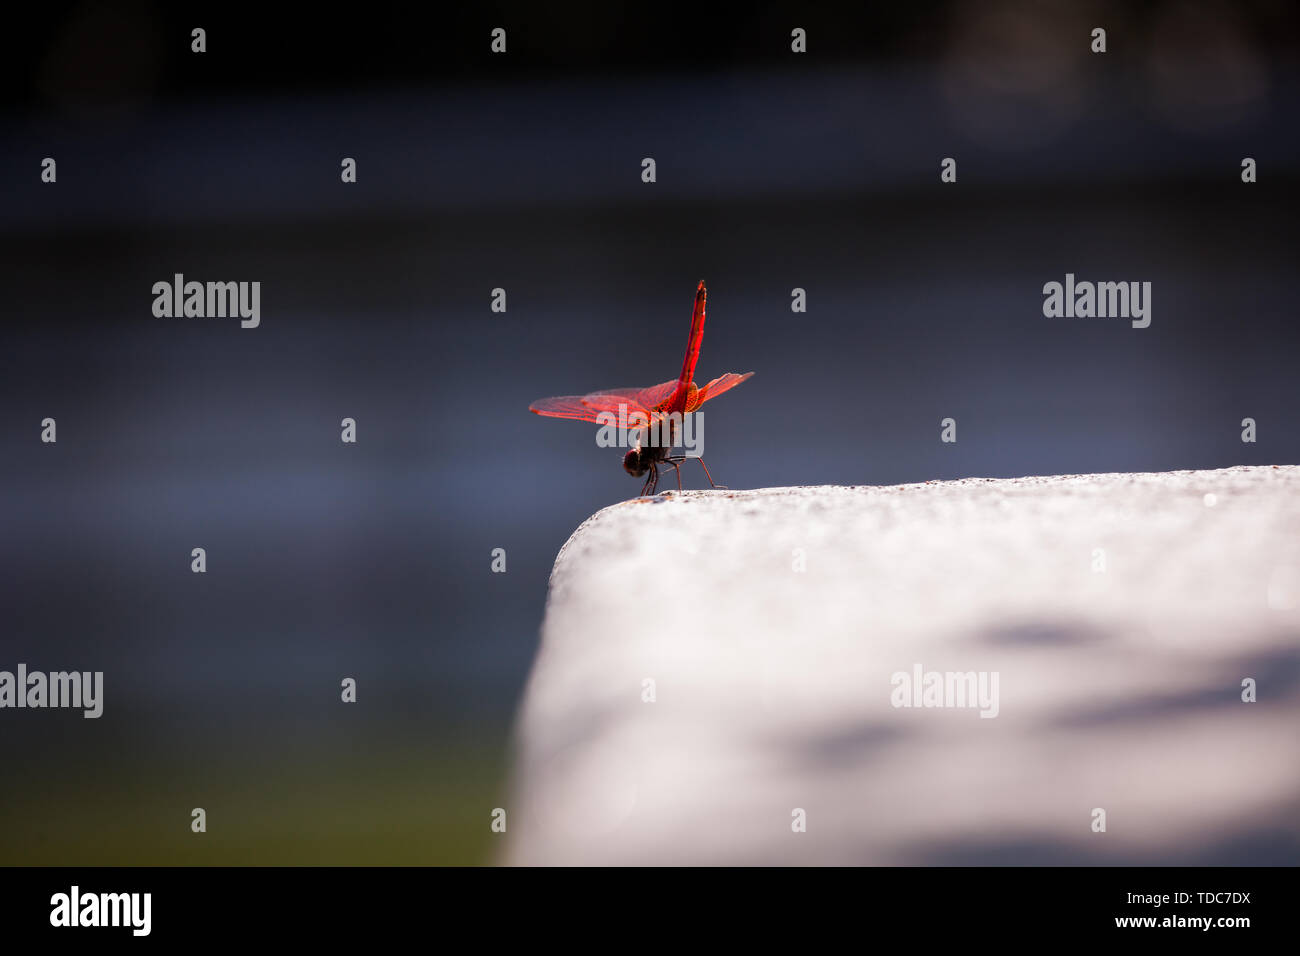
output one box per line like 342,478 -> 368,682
622,433 -> 670,478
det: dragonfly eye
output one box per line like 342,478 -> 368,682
623,448 -> 648,477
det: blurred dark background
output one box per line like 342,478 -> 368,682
1,0 -> 1296,863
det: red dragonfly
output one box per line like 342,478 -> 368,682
529,280 -> 754,496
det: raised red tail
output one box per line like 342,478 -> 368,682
667,280 -> 707,414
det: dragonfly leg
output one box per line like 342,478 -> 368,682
663,456 -> 728,490
695,457 -> 727,490
640,465 -> 659,497
665,459 -> 682,491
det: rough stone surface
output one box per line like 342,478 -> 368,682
505,466 -> 1300,865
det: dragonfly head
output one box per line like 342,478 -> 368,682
623,447 -> 649,477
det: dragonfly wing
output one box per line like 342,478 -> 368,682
629,380 -> 681,412
687,371 -> 754,411
529,395 -> 610,422
582,381 -> 686,416
581,386 -> 661,405
531,387 -> 662,424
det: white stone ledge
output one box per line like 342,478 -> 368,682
506,466 -> 1300,865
